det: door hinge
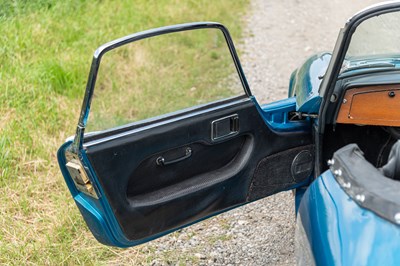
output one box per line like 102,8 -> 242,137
288,111 -> 319,121
65,152 -> 99,199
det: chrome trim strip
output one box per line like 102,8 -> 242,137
349,1 -> 400,21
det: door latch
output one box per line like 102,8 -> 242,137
65,152 -> 99,199
288,111 -> 318,121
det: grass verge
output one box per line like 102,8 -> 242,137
0,0 -> 248,264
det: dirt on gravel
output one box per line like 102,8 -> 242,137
120,1 -> 383,265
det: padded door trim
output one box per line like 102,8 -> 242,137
84,98 -> 313,241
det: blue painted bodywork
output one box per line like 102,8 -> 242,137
298,170 -> 400,265
288,52 -> 331,113
255,96 -> 311,133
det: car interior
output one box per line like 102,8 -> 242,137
318,69 -> 400,224
322,71 -> 400,179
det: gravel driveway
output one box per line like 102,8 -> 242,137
126,1 -> 382,265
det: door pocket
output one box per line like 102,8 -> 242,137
126,135 -> 251,200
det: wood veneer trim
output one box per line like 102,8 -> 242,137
336,84 -> 400,126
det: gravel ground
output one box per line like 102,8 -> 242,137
132,1 -> 382,265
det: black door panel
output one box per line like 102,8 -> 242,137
84,98 -> 312,241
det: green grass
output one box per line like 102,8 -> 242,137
0,0 -> 249,264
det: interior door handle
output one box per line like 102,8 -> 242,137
211,114 -> 239,141
156,147 -> 192,166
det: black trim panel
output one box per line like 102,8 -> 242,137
85,99 -> 312,241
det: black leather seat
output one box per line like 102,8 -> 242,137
380,140 -> 400,181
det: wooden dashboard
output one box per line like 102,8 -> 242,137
336,84 -> 400,126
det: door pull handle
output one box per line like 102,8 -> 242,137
156,147 -> 192,166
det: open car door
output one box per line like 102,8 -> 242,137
58,22 -> 314,247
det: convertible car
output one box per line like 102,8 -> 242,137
58,2 -> 400,265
